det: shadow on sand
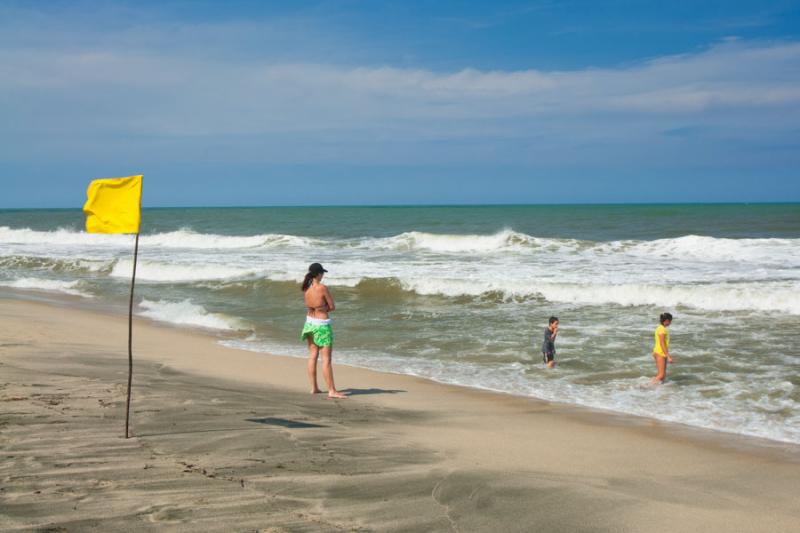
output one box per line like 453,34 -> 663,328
341,388 -> 406,396
245,417 -> 326,428
136,418 -> 326,437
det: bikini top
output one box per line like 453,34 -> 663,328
307,303 -> 329,314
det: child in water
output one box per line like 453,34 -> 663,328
542,316 -> 558,368
651,312 -> 674,384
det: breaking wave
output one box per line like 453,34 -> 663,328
0,226 -> 318,250
0,255 -> 113,274
137,299 -> 245,331
111,259 -> 259,282
204,276 -> 800,314
0,277 -> 91,297
3,226 -> 799,265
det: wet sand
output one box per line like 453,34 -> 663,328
1,298 -> 799,532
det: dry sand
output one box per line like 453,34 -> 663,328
1,297 -> 799,532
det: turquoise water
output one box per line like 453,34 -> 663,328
3,203 -> 799,239
1,204 -> 799,443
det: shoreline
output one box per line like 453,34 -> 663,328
2,296 -> 800,530
3,288 -> 800,455
3,288 -> 799,454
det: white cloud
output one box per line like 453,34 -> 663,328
2,39 -> 798,134
0,17 -> 798,174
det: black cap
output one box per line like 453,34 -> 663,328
308,262 -> 328,275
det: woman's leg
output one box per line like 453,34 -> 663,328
651,354 -> 667,384
307,337 -> 321,393
320,345 -> 347,399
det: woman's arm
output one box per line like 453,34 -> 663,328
323,286 -> 336,312
658,332 -> 672,362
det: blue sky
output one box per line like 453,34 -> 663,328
1,0 -> 799,206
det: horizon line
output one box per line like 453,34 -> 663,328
2,201 -> 800,211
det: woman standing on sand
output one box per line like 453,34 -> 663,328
301,263 -> 347,399
651,312 -> 674,384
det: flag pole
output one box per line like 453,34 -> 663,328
125,231 -> 140,438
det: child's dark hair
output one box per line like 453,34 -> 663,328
659,312 -> 673,324
549,316 -> 559,325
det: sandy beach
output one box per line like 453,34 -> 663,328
1,296 -> 799,532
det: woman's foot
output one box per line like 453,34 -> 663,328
650,377 -> 663,384
310,388 -> 322,394
327,391 -> 348,399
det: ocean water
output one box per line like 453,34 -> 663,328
1,204 -> 799,444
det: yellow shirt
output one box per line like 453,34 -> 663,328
653,324 -> 670,357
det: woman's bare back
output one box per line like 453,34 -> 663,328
304,283 -> 333,318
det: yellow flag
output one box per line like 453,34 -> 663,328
83,175 -> 143,234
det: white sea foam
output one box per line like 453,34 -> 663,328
111,259 -> 258,282
0,226 -> 134,246
0,277 -> 91,297
532,281 -> 800,314
3,225 -> 799,266
138,299 -> 244,330
622,234 -> 800,265
0,226 -> 317,250
367,229 -> 548,253
77,259 -> 113,272
396,277 -> 800,314
361,230 -> 800,264
5,225 -> 800,313
0,255 -> 114,273
141,230 -> 318,249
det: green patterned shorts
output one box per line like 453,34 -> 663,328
301,318 -> 333,347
